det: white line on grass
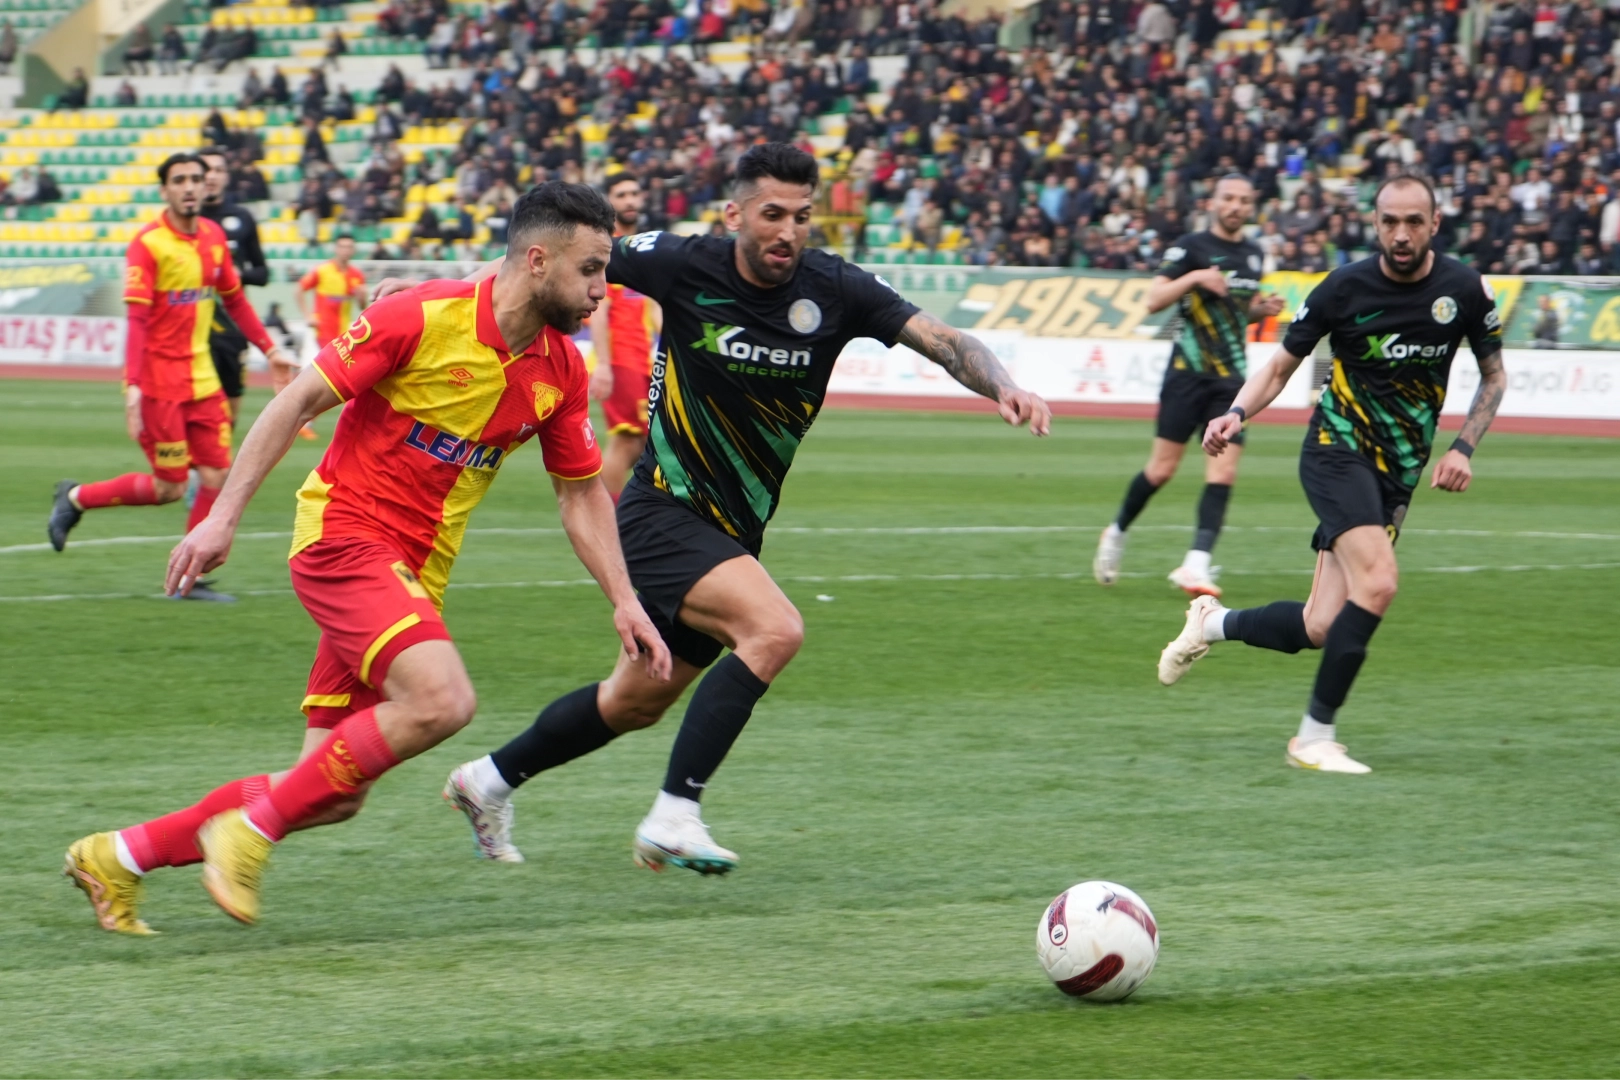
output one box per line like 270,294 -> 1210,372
4,523 -> 1619,557
3,562 -> 1617,603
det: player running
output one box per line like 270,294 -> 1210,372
198,146 -> 269,425
46,153 -> 290,603
1156,174 -> 1506,773
587,172 -> 662,499
293,234 -> 367,440
439,143 -> 1051,873
61,183 -> 670,933
1094,174 -> 1284,597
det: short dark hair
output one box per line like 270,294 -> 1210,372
196,146 -> 229,164
603,170 -> 640,193
1214,172 -> 1253,190
157,152 -> 204,184
508,181 -> 614,253
1375,171 -> 1437,214
735,142 -> 819,196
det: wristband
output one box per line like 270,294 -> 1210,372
1449,438 -> 1474,459
1226,406 -> 1247,422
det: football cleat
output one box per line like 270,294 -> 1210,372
633,810 -> 738,876
1158,594 -> 1224,686
1093,524 -> 1126,585
297,424 -> 318,441
173,578 -> 237,603
1167,564 -> 1222,598
442,763 -> 524,863
1286,737 -> 1372,774
198,809 -> 274,924
47,479 -> 82,552
63,832 -> 156,935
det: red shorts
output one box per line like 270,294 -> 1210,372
290,537 -> 452,729
602,363 -> 650,437
139,391 -> 233,482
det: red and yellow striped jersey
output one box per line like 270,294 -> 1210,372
292,278 -> 602,605
123,213 -> 243,401
605,283 -> 655,374
299,260 -> 367,348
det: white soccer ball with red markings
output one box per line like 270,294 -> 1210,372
1036,880 -> 1160,1001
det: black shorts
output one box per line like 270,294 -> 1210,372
1156,366 -> 1246,446
1299,445 -> 1412,552
210,334 -> 246,399
617,477 -> 760,668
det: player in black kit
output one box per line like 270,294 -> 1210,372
1156,174 -> 1507,774
439,146 -> 1052,873
1094,175 -> 1284,597
197,148 -> 268,423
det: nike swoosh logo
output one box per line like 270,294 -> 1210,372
1354,310 -> 1384,324
694,293 -> 734,307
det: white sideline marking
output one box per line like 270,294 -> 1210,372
5,523 -> 1620,557
3,562 -> 1618,603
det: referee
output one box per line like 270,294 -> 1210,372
1157,173 -> 1507,774
198,147 -> 268,424
1093,174 -> 1285,597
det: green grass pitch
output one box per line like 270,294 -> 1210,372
2,378 -> 1618,1078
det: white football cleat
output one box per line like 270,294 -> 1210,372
1093,524 -> 1126,585
1286,738 -> 1372,774
633,808 -> 738,876
442,763 -> 525,862
1158,594 -> 1223,686
1167,563 -> 1222,598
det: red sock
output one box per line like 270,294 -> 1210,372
120,774 -> 271,872
244,708 -> 400,841
186,485 -> 221,533
75,473 -> 158,509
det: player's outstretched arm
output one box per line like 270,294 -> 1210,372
1432,349 -> 1505,493
551,476 -> 673,680
896,312 -> 1052,435
1145,269 -> 1226,313
165,366 -> 341,596
1203,347 -> 1306,456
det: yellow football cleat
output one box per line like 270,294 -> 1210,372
197,809 -> 274,925
63,832 -> 157,936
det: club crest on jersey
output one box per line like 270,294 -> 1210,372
1431,296 -> 1457,325
789,298 -> 822,334
532,381 -> 564,421
404,421 -> 506,471
332,315 -> 373,366
125,265 -> 146,290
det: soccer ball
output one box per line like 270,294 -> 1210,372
1036,880 -> 1160,1001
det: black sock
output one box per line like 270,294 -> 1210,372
661,653 -> 769,801
1193,482 -> 1232,552
490,683 -> 617,788
1307,602 -> 1383,723
1223,601 -> 1315,654
1115,471 -> 1161,530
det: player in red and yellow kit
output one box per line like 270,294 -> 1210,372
587,172 -> 661,499
290,234 -> 366,440
46,154 -> 290,591
62,182 -> 670,934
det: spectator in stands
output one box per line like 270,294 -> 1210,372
0,19 -> 16,76
267,66 -> 290,106
324,27 -> 348,71
115,80 -> 139,108
124,23 -> 154,75
157,24 -> 185,76
300,116 -> 329,174
240,67 -> 264,107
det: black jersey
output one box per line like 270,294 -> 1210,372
201,201 -> 268,343
1156,231 -> 1265,379
610,232 -> 919,542
1284,254 -> 1502,489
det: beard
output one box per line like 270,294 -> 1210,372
616,208 -> 639,228
535,280 -> 585,335
1383,238 -> 1430,275
741,240 -> 801,286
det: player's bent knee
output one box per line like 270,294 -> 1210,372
757,608 -> 805,663
152,479 -> 186,503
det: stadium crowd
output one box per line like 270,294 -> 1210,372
185,0 -> 1620,275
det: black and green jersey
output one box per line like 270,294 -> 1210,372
1157,231 -> 1265,378
1284,254 -> 1502,489
609,232 -> 918,542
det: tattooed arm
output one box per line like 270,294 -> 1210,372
1432,349 -> 1506,493
896,311 -> 1052,435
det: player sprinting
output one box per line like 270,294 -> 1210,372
438,144 -> 1051,873
586,172 -> 662,500
293,234 -> 367,440
198,146 -> 269,425
46,153 -> 290,604
1094,174 -> 1284,597
1156,174 -> 1506,773
61,183 -> 670,933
